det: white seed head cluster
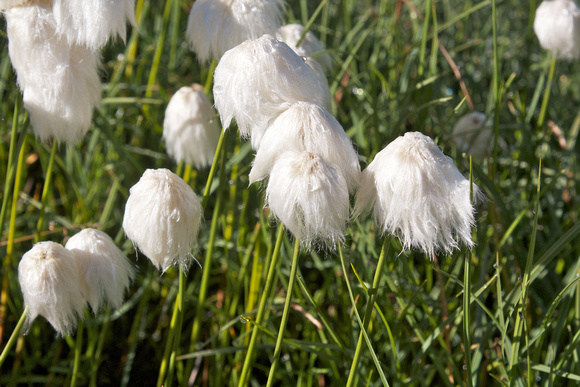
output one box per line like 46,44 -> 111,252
186,0 -> 284,63
5,4 -> 102,144
65,229 -> 136,313
451,112 -> 492,159
2,0 -> 135,144
355,132 -> 483,257
534,0 -> 580,59
122,169 -> 203,272
276,23 -> 333,73
266,152 -> 350,248
163,85 -> 221,169
213,35 -> 331,149
18,242 -> 86,336
250,102 -> 360,193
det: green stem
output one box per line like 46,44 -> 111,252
71,321 -> 84,387
201,129 -> 226,208
463,251 -> 474,387
238,226 -> 285,387
0,308 -> 27,368
537,55 -> 557,129
346,238 -> 389,387
265,238 -> 300,387
35,141 -> 58,242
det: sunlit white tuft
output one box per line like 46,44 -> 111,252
5,4 -> 101,144
213,35 -> 331,149
122,169 -> 203,272
265,151 -> 349,249
65,229 -> 136,313
451,111 -> 492,159
52,0 -> 136,50
163,85 -> 221,169
249,102 -> 360,193
186,0 -> 284,63
276,23 -> 333,72
18,241 -> 86,336
534,0 -> 580,59
355,132 -> 483,257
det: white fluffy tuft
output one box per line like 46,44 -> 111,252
355,132 -> 484,257
65,229 -> 136,313
214,34 -> 331,149
451,111 -> 492,159
534,0 -> 580,59
265,151 -> 349,249
122,169 -> 203,272
186,0 -> 284,63
249,102 -> 360,193
52,0 -> 136,50
18,241 -> 86,336
163,85 -> 221,169
5,4 -> 101,144
276,23 -> 333,72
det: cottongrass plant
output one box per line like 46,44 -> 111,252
17,241 -> 86,336
122,168 -> 203,272
186,0 -> 285,63
534,0 -> 580,60
276,23 -> 333,72
452,111 -> 491,160
4,2 -> 101,144
163,84 -> 221,169
213,34 -> 331,149
64,228 -> 136,313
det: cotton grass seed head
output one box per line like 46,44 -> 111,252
249,101 -> 360,193
266,151 -> 349,249
213,34 -> 332,149
534,0 -> 580,59
163,85 -> 221,169
5,3 -> 101,144
0,0 -> 27,9
18,241 -> 86,336
276,23 -> 333,73
452,111 -> 492,159
186,0 -> 284,63
52,0 -> 136,51
122,169 -> 203,272
355,132 -> 483,257
65,229 -> 136,313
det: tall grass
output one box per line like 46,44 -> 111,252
1,0 -> 579,385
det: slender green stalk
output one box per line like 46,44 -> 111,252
0,99 -> 21,240
418,0 -> 433,77
201,129 -> 226,208
238,226 -> 285,387
509,161 -> 542,384
0,308 -> 27,368
339,243 -> 389,386
537,55 -> 557,129
265,238 -> 300,387
157,269 -> 185,387
71,321 -> 84,387
346,238 -> 389,387
34,141 -> 58,243
491,0 -> 500,178
462,250 -> 474,387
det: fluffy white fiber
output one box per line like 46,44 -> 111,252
52,0 -> 136,51
451,111 -> 491,159
355,132 -> 483,257
214,35 -> 332,149
266,151 -> 349,249
163,85 -> 221,169
534,0 -> 580,59
5,4 -> 101,144
276,23 -> 333,72
250,102 -> 360,193
18,241 -> 86,336
122,169 -> 203,272
65,229 -> 136,313
186,0 -> 284,63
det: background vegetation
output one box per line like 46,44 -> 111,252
0,0 -> 579,385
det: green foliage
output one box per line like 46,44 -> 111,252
1,0 -> 579,386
